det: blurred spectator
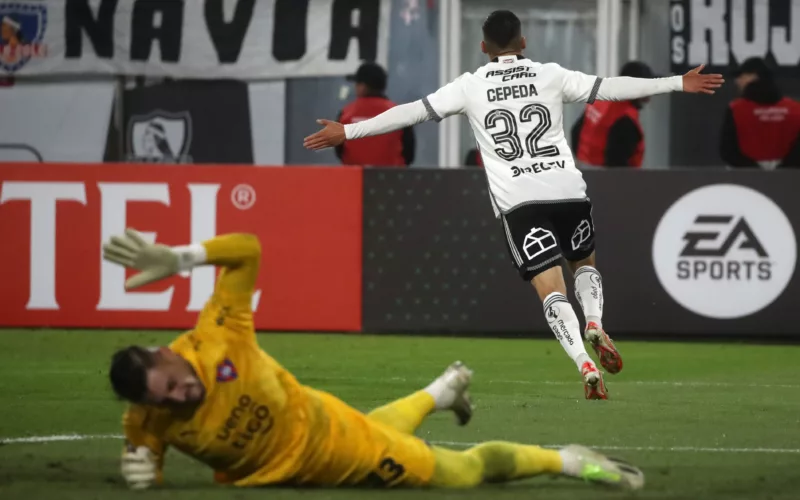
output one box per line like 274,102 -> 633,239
335,62 -> 415,167
464,147 -> 483,167
720,57 -> 800,169
571,61 -> 656,168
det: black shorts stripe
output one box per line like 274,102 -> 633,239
501,215 -> 523,266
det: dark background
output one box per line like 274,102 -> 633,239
668,0 -> 800,167
362,168 -> 799,338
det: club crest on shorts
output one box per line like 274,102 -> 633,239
0,3 -> 48,73
216,359 -> 238,382
522,227 -> 557,260
571,219 -> 593,251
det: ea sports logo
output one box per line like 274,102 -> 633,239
653,184 -> 796,319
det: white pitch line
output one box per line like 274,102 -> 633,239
430,441 -> 800,454
23,370 -> 800,389
314,375 -> 800,390
2,434 -> 800,455
0,434 -> 122,444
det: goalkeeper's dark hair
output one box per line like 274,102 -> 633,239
109,346 -> 155,403
482,10 -> 523,52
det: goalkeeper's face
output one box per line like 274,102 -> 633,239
145,348 -> 206,408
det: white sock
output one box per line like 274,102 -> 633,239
543,292 -> 592,371
574,266 -> 604,328
424,376 -> 450,410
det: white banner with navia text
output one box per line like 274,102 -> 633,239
0,0 -> 391,79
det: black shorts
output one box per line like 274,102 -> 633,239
500,200 -> 596,281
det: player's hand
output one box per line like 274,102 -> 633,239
682,64 -> 724,94
303,119 -> 346,151
102,228 -> 179,290
121,446 -> 158,490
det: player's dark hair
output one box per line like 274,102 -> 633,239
482,10 -> 522,52
109,346 -> 155,403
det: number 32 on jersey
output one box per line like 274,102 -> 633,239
485,104 -> 560,161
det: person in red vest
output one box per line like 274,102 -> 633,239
720,57 -> 800,169
335,62 -> 415,167
570,61 -> 655,168
464,147 -> 484,167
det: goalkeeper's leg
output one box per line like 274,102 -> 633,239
429,442 -> 644,490
367,362 -> 473,434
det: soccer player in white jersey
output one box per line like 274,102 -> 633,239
304,10 -> 723,400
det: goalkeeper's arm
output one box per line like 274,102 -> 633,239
178,233 -> 261,296
121,408 -> 167,490
103,229 -> 261,294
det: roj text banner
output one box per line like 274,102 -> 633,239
670,0 -> 800,77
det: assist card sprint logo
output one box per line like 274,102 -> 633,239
652,184 -> 796,319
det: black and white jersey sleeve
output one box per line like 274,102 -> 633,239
560,67 -> 605,104
422,73 -> 470,122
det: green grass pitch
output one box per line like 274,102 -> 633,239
1,329 -> 799,499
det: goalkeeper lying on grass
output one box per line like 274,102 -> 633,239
104,229 -> 644,491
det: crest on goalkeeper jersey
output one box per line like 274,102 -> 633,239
216,359 -> 238,382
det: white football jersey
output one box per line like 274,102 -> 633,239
423,55 -> 603,216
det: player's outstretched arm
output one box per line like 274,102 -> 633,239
102,229 -> 260,293
564,64 -> 724,103
305,74 -> 468,151
680,64 -> 726,94
595,65 -> 724,101
304,100 -> 431,151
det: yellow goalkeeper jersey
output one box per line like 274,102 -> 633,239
121,234 -> 435,488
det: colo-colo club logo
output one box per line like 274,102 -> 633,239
653,184 -> 796,319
